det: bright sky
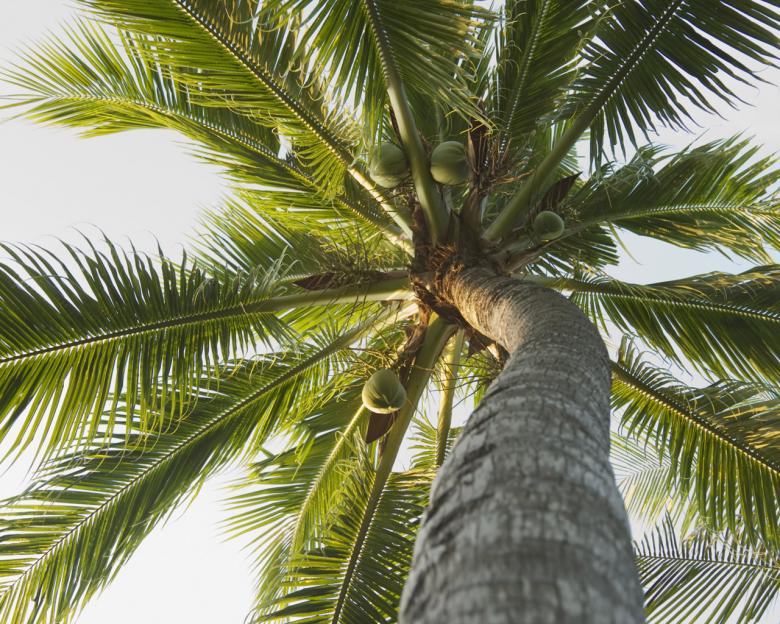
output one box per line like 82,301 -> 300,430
1,2 -> 779,623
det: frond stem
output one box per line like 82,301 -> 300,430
484,0 -> 686,241
0,276 -> 414,366
436,330 -> 464,467
361,0 -> 449,244
331,315 -> 454,622
612,362 -> 780,477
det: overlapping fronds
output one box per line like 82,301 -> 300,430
70,0 -> 377,202
225,399 -> 368,605
613,340 -> 780,547
0,239 -> 293,459
409,416 -> 463,471
0,317 -> 374,624
195,196 -> 407,279
3,19 -> 407,241
636,517 -> 780,624
558,266 -> 780,382
567,138 -> 780,262
567,0 -> 780,157
1,0 -> 780,621
493,0 -> 594,150
611,432 -> 681,528
265,0 -> 492,137
250,465 -> 432,623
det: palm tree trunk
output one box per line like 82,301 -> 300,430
400,267 -> 645,623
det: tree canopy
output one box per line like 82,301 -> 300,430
1,2 -> 780,622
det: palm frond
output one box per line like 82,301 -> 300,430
568,0 -> 780,157
266,0 -> 492,137
566,138 -> 780,262
613,340 -> 780,546
544,266 -> 780,382
73,0 -> 411,230
0,239 -> 289,458
230,317 -> 452,623
252,465 -> 432,623
494,0 -> 594,151
0,238 -> 415,459
0,316 -> 376,624
611,431 -> 704,537
636,517 -> 780,624
4,20 -> 407,242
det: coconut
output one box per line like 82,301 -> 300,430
369,142 -> 409,188
532,210 -> 565,241
362,368 -> 407,414
430,141 -> 469,186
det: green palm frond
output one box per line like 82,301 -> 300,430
229,317 -> 451,623
195,196 -> 408,277
266,0 -> 492,137
566,138 -> 780,262
0,238 -> 414,459
636,517 -> 780,624
410,416 -> 463,471
3,21 -> 407,242
493,0 -> 594,151
613,340 -> 780,546
611,432 -> 680,528
224,320 -> 412,561
539,266 -> 780,383
253,464 -> 432,623
73,0 -> 411,228
0,316 -> 377,624
482,0 -> 780,241
568,0 -> 780,157
611,431 -> 703,537
225,397 -> 368,605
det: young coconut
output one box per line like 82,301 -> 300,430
362,368 -> 407,414
533,210 -> 565,241
368,142 -> 409,188
430,141 -> 469,185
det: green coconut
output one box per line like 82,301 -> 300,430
369,142 -> 409,188
362,368 -> 407,414
533,210 -> 565,241
430,141 -> 469,186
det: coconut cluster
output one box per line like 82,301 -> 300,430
368,141 -> 470,189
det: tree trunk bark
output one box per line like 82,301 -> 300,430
400,267 -> 645,623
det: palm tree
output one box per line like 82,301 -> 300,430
0,1 -> 779,622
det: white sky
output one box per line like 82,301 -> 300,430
1,2 -> 779,623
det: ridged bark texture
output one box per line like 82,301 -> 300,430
400,267 -> 645,623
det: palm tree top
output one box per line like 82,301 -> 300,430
0,1 -> 779,622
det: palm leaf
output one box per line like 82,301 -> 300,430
3,21 -> 407,242
494,0 -> 594,151
253,465 -> 432,623
636,517 -> 780,624
568,0 -> 780,157
566,138 -> 780,262
0,239 -> 413,458
540,266 -> 780,382
613,340 -> 780,547
266,0 -> 491,137
73,0 -> 411,230
0,315 -> 378,624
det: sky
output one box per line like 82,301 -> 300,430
0,2 -> 779,623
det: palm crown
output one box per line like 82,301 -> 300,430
1,1 -> 779,623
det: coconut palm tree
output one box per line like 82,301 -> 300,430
1,1 -> 779,622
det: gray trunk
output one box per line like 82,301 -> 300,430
400,267 -> 645,623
